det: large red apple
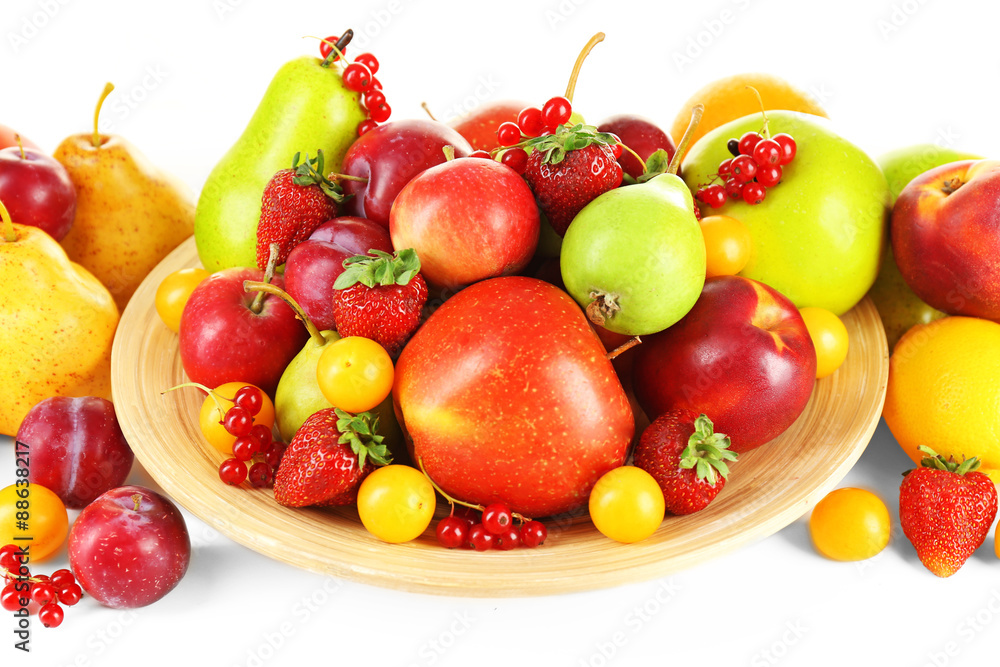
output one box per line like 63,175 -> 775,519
448,100 -> 529,152
633,275 -> 816,452
892,159 -> 1000,321
390,158 -> 539,289
393,276 -> 633,517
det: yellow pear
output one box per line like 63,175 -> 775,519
0,201 -> 119,436
55,83 -> 195,312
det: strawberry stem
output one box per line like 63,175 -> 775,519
0,198 -> 17,243
250,244 -> 279,314
565,32 -> 605,103
92,82 -> 114,148
668,104 -> 703,175
243,280 -> 327,346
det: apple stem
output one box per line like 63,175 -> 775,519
941,178 -> 964,195
92,82 -> 115,148
243,280 -> 327,346
745,86 -> 770,139
14,134 -> 25,160
606,336 -> 642,361
442,145 -> 455,162
162,381 -> 229,416
416,456 -> 534,523
667,104 -> 704,175
0,198 -> 17,243
564,32 -> 605,103
250,244 -> 280,314
420,102 -> 438,122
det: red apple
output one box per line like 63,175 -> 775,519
0,146 -> 76,240
892,159 -> 1000,321
340,119 -> 473,229
633,275 -> 816,452
389,158 -> 539,289
597,114 -> 676,180
68,486 -> 190,609
448,100 -> 530,152
0,125 -> 39,151
179,268 -> 308,395
393,276 -> 633,517
16,396 -> 134,508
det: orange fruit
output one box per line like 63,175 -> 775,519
809,487 -> 890,561
883,316 -> 1000,483
670,73 -> 828,159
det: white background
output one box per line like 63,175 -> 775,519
3,0 -> 1000,665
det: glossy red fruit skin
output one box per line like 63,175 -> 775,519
394,276 -> 634,517
68,486 -> 190,609
178,268 -> 308,396
633,275 -> 816,453
596,114 -> 677,180
16,396 -> 134,508
0,147 -> 77,241
390,158 -> 539,289
339,119 -> 473,228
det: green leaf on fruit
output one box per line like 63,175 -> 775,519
522,123 -> 619,166
333,248 -> 423,290
633,149 -> 674,184
289,149 -> 348,203
334,408 -> 391,469
679,413 -> 737,486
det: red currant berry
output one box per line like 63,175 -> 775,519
467,524 -> 496,551
468,150 -> 492,160
541,96 -> 573,128
435,515 -> 471,549
727,138 -> 741,157
702,184 -> 727,209
494,526 -> 521,551
368,102 -> 392,123
248,462 -> 274,488
319,35 -> 341,61
353,53 -> 379,75
520,520 -> 548,548
724,178 -> 743,200
222,406 -> 253,437
342,62 -> 373,92
738,131 -> 762,156
364,89 -> 386,110
57,583 -> 83,606
219,458 -> 247,486
481,503 -> 513,535
30,582 -> 57,606
772,133 -> 797,165
233,385 -> 263,416
231,435 -> 258,462
264,442 -> 286,469
718,158 -> 733,177
1,582 -> 22,612
0,544 -> 21,573
38,602 -> 64,628
730,155 -> 758,184
368,77 -> 382,91
496,122 -> 522,147
357,119 -> 378,136
756,164 -> 783,188
694,188 -> 706,203
49,569 -> 75,589
742,181 -> 767,205
501,148 -> 528,174
516,106 -> 544,137
249,424 -> 272,452
752,139 -> 782,167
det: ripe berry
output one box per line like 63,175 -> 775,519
724,178 -> 743,200
354,53 -> 379,75
342,62 -> 373,92
468,524 -> 496,551
516,106 -> 544,137
756,164 -> 783,188
30,582 -> 57,606
57,583 -> 83,606
727,139 -> 740,157
368,102 -> 392,123
481,503 -> 513,535
249,424 -> 272,452
357,119 -> 378,136
38,602 -> 64,628
219,458 -> 247,486
607,135 -> 624,159
1,582 -> 21,612
233,385 -> 263,416
496,122 -> 522,147
738,131 -> 762,156
501,147 -> 528,174
231,435 -> 257,462
742,182 -> 767,205
718,158 -> 733,177
49,569 -> 75,589
541,96 -> 573,128
222,406 -> 253,437
520,520 -> 548,548
494,526 -> 521,551
730,155 -> 757,184
772,133 -> 797,165
364,89 -> 386,111
264,442 -> 286,469
319,35 -> 342,61
701,184 -> 727,209
752,139 -> 782,167
248,462 -> 274,488
0,544 -> 21,573
436,515 -> 471,549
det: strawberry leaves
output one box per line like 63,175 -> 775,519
913,444 -> 982,476
334,408 -> 391,470
334,248 -> 422,290
678,414 -> 737,486
522,123 -> 619,166
289,150 -> 348,203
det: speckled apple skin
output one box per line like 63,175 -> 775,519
393,276 -> 634,517
69,486 -> 190,609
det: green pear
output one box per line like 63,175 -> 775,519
195,56 -> 367,272
682,111 -> 890,315
560,172 -> 706,335
867,144 -> 982,350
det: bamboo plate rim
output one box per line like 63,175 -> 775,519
111,236 -> 889,598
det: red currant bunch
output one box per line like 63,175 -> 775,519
490,95 -> 583,175
215,385 -> 284,488
695,130 -> 797,207
433,502 -> 548,551
1,544 -> 83,629
317,31 -> 390,137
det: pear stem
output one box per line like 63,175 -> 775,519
250,243 -> 279,314
0,199 -> 17,242
565,32 -> 605,103
745,86 -> 770,139
93,82 -> 115,148
668,104 -> 704,175
606,336 -> 642,361
420,102 -> 438,121
243,280 -> 327,346
14,135 -> 25,160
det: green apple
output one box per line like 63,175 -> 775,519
682,111 -> 890,315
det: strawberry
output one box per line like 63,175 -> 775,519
331,248 -> 428,357
633,409 -> 738,515
521,124 -> 623,236
899,446 -> 998,577
256,150 -> 345,269
273,408 -> 390,508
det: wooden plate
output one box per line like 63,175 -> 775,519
112,236 -> 889,597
